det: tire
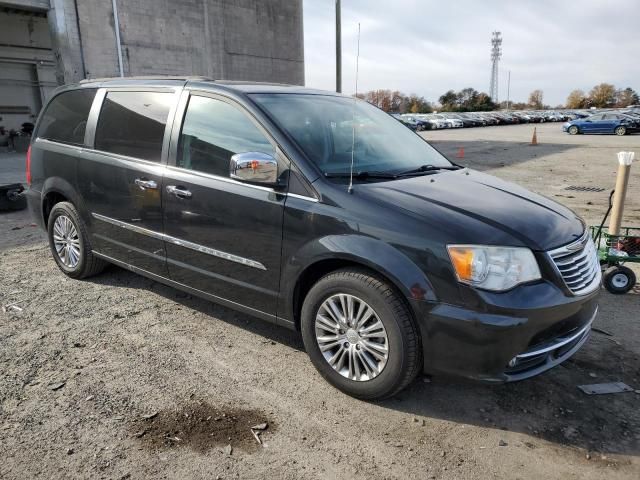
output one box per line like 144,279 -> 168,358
300,268 -> 422,400
615,126 -> 626,136
603,266 -> 636,294
568,125 -> 579,135
47,201 -> 106,279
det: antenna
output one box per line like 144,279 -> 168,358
348,23 -> 361,194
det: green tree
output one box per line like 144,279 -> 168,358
438,90 -> 458,110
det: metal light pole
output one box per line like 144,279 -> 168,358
506,70 -> 511,111
336,0 -> 342,93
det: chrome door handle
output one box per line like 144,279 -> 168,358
134,178 -> 158,190
166,185 -> 192,198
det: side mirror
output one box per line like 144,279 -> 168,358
230,152 -> 281,188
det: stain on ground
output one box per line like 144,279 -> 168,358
130,401 -> 274,454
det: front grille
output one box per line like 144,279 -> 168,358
548,231 -> 601,295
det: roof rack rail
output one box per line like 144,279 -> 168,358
79,75 -> 215,84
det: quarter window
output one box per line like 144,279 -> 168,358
36,89 -> 96,146
177,95 -> 274,177
95,91 -> 173,162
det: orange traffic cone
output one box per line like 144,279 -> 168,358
530,127 -> 538,146
456,147 -> 465,158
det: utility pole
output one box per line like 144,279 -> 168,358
336,0 -> 342,93
506,70 -> 511,111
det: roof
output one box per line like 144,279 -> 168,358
75,76 -> 342,96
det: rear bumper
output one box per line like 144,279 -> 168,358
25,188 -> 45,230
411,280 -> 600,382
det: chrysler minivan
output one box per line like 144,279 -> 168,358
26,77 -> 600,399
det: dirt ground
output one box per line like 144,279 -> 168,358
1,123 -> 639,479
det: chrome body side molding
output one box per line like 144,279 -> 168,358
91,212 -> 267,270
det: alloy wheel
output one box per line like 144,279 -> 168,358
315,293 -> 389,381
52,215 -> 81,268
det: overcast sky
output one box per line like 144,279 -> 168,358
302,0 -> 639,106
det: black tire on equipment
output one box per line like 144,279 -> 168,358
300,268 -> 422,400
603,265 -> 636,294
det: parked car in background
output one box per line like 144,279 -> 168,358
563,113 -> 640,135
391,113 -> 417,131
443,113 -> 476,128
402,115 -> 433,131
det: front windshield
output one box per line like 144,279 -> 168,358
250,94 -> 451,176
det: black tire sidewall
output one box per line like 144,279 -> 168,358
47,202 -> 89,278
301,272 -> 413,399
603,266 -> 636,294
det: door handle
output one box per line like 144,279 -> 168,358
166,185 -> 192,199
134,178 -> 158,190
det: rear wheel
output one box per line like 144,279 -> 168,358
301,269 -> 422,399
568,125 -> 579,135
47,202 -> 106,279
615,126 -> 626,136
603,266 -> 636,294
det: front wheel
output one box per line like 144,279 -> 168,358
568,125 -> 579,135
301,269 -> 422,399
615,126 -> 626,136
603,266 -> 636,294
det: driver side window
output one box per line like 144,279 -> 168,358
177,95 -> 275,177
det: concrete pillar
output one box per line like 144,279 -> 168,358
47,0 -> 86,84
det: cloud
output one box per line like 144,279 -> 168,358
303,0 -> 639,106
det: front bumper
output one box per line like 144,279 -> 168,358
410,279 -> 599,382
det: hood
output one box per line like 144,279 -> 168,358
358,169 -> 585,251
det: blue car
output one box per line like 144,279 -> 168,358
563,113 -> 640,136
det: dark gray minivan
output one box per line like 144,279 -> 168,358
26,77 -> 601,399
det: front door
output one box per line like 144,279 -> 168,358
79,88 -> 179,276
162,92 -> 287,317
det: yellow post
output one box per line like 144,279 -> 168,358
608,152 -> 635,235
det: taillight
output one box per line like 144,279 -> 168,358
26,145 -> 32,186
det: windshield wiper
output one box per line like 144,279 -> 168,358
395,164 -> 462,177
324,171 -> 398,179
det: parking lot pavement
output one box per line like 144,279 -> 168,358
1,130 -> 640,479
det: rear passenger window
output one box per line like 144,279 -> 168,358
177,95 -> 274,177
95,91 -> 173,162
36,89 -> 96,146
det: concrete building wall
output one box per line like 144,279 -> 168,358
74,0 -> 304,85
0,7 -> 56,129
0,0 -> 304,128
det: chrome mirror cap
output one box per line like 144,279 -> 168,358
230,152 -> 279,187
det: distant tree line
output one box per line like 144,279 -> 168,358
565,84 -> 639,109
356,83 -> 639,112
354,90 -> 432,113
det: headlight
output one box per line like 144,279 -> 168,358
447,245 -> 541,291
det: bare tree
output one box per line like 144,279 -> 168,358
588,83 -> 616,108
566,89 -> 587,109
528,90 -> 544,109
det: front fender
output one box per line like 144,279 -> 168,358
279,234 -> 437,326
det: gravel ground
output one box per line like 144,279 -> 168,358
1,123 -> 639,479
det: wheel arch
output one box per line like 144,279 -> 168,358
281,235 -> 437,330
41,177 -> 84,227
